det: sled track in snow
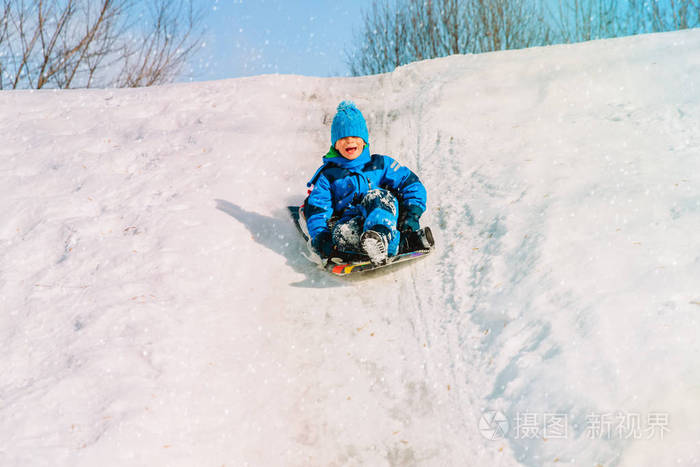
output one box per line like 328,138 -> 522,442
3,29 -> 700,467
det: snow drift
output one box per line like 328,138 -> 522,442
1,29 -> 700,466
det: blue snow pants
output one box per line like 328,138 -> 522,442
331,188 -> 400,256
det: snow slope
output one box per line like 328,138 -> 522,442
1,29 -> 700,467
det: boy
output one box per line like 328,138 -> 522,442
304,101 -> 431,265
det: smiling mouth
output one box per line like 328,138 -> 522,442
345,146 -> 358,153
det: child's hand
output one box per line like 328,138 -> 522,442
398,205 -> 423,232
312,232 -> 334,258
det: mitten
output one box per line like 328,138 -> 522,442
312,231 -> 334,258
398,204 -> 423,232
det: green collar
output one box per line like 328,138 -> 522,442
324,146 -> 341,159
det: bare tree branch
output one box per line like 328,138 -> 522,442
0,0 -> 204,89
116,0 -> 204,87
348,0 -> 551,76
349,0 -> 700,76
0,1 -> 11,88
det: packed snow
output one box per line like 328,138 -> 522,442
1,29 -> 700,467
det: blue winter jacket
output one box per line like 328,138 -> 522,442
305,146 -> 427,241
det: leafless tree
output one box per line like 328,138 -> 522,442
550,0 -> 700,43
348,0 -> 700,76
630,0 -> 700,33
0,2 -> 10,82
115,0 -> 203,87
0,0 -> 204,90
348,0 -> 551,76
550,0 -> 618,43
348,1 -> 408,76
407,0 -> 476,60
472,0 -> 551,52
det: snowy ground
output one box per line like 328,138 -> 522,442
1,29 -> 700,467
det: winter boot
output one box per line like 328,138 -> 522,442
361,229 -> 389,265
399,226 -> 434,253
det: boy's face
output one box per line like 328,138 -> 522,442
334,136 -> 365,160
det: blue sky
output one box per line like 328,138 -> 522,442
187,0 -> 375,81
185,0 -> 687,82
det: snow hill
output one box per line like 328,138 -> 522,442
2,29 -> 700,467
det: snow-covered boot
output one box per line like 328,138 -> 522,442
361,229 -> 389,265
399,226 -> 434,253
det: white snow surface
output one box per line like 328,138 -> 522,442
2,30 -> 700,467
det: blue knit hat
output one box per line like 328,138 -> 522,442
331,101 -> 369,146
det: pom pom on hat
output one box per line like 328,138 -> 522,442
331,100 -> 369,146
